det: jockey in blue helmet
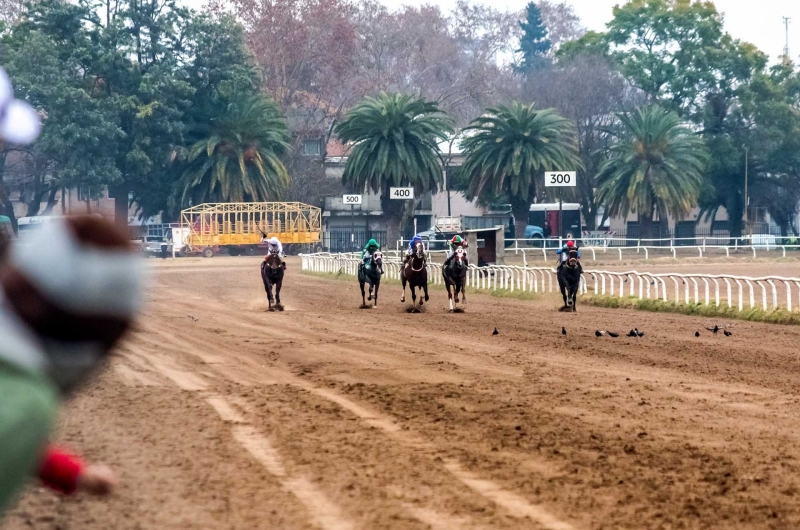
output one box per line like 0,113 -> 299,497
404,234 -> 424,266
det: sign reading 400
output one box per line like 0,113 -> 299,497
389,187 -> 415,199
544,171 -> 577,187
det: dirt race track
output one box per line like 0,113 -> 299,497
6,256 -> 800,530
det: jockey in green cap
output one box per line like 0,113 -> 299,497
361,239 -> 380,268
443,235 -> 467,267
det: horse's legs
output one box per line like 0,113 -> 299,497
423,282 -> 429,302
459,279 -> 466,304
400,275 -> 407,303
360,280 -> 367,306
410,284 -> 417,308
265,278 -> 275,311
373,281 -> 379,308
275,279 -> 282,307
445,281 -> 454,311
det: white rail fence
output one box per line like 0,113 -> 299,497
399,236 -> 800,262
301,253 -> 800,313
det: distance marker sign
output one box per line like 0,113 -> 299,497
544,171 -> 577,187
342,194 -> 362,205
389,187 -> 415,199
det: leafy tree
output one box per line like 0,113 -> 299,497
515,2 -> 551,74
177,94 -> 291,205
596,106 -> 709,239
460,102 -> 581,237
334,92 -> 453,243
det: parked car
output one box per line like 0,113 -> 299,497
136,235 -> 170,257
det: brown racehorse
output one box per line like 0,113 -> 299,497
400,241 -> 429,310
443,247 -> 468,311
261,251 -> 284,311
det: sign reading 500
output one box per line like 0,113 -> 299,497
389,187 -> 415,199
544,171 -> 577,187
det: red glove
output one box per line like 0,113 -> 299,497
39,446 -> 84,494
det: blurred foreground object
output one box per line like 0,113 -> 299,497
0,67 -> 41,145
0,216 -> 143,513
39,447 -> 117,495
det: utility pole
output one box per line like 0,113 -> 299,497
744,147 -> 749,238
784,16 -> 792,58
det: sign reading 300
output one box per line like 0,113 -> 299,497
544,171 -> 577,187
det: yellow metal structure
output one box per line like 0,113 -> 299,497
181,202 -> 321,249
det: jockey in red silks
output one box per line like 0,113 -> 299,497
556,238 -> 581,269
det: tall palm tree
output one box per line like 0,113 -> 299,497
335,92 -> 453,244
595,106 -> 709,240
178,94 -> 291,205
460,102 -> 581,238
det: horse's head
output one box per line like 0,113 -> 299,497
450,247 -> 466,271
266,250 -> 281,269
566,248 -> 579,268
372,251 -> 384,273
414,241 -> 425,259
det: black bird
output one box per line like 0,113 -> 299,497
635,328 -> 645,337
607,331 -> 620,338
706,325 -> 720,334
595,330 -> 604,337
724,329 -> 732,337
695,331 -> 701,337
627,329 -> 638,337
492,327 -> 499,336
562,327 -> 567,336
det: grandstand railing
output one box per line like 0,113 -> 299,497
301,253 -> 800,313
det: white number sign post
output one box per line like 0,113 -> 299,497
390,188 -> 415,245
544,171 -> 577,244
343,195 -> 363,249
389,187 -> 415,200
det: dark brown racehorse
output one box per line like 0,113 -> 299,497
557,248 -> 582,312
443,247 -> 468,311
400,241 -> 429,311
261,251 -> 284,311
358,250 -> 384,308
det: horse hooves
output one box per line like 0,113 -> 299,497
276,305 -> 285,311
268,307 -> 275,312
359,304 -> 371,309
425,296 -> 429,302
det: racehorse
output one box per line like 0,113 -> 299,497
358,250 -> 384,308
557,248 -> 582,312
400,241 -> 429,311
261,250 -> 284,311
443,247 -> 467,312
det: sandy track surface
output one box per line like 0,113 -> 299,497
5,256 -> 800,529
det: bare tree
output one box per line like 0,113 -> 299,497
536,1 -> 585,52
524,55 -> 636,229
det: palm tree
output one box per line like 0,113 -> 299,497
334,92 -> 453,244
460,102 -> 581,238
595,106 -> 709,240
178,94 -> 291,205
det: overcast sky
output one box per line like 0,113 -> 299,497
380,0 -> 800,63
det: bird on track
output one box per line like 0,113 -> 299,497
595,330 -> 604,337
562,327 -> 567,336
695,331 -> 701,337
492,327 -> 499,336
627,329 -> 638,337
706,325 -> 720,334
608,331 -> 620,338
724,329 -> 733,337
634,328 -> 645,337
188,315 -> 198,322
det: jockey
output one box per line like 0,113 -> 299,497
556,239 -> 581,268
404,234 -> 424,266
264,237 -> 286,269
361,238 -> 380,268
444,235 -> 467,267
